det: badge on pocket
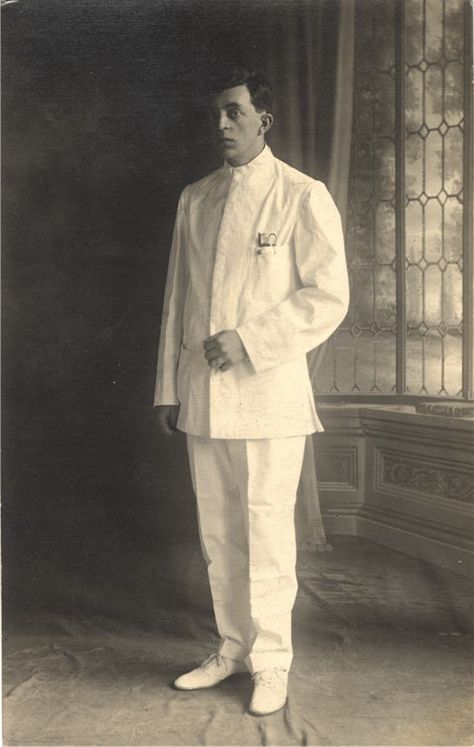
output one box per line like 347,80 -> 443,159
257,232 -> 278,257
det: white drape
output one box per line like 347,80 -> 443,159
217,0 -> 355,549
268,0 -> 355,549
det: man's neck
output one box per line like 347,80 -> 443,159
227,142 -> 266,168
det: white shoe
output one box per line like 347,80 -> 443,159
249,668 -> 289,716
173,653 -> 247,690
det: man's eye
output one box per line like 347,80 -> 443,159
228,110 -> 239,119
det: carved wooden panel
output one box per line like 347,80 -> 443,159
377,449 -> 474,503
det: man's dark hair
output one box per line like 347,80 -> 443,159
209,67 -> 274,114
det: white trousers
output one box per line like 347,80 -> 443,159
186,434 -> 306,673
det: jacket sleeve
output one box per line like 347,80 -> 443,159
153,187 -> 189,406
236,181 -> 349,374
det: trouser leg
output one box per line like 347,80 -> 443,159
228,436 -> 306,674
186,434 -> 251,663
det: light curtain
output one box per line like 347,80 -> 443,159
213,0 -> 355,549
263,0 -> 355,549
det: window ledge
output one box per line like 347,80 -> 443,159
415,402 -> 474,418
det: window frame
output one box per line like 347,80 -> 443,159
318,0 -> 473,405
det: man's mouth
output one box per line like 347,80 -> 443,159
220,138 -> 235,147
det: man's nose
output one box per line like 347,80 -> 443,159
218,113 -> 230,131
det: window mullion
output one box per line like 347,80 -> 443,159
395,0 -> 407,394
462,0 -> 473,400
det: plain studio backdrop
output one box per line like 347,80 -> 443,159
3,0 -> 344,620
2,0 -> 341,630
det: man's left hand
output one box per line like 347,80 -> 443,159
203,330 -> 248,372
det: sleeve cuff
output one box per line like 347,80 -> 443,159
236,315 -> 301,374
153,370 -> 179,406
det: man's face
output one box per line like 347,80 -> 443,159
211,84 -> 267,167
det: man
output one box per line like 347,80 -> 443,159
154,68 -> 349,716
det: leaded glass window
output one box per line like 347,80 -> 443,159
315,0 -> 472,400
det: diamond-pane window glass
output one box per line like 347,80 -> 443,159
403,0 -> 465,396
315,0 -> 470,400
314,0 -> 397,395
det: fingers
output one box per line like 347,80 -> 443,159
156,407 -> 178,436
203,335 -> 221,351
210,357 -> 226,369
203,344 -> 221,360
203,335 -> 224,368
168,407 -> 179,430
158,414 -> 174,435
204,347 -> 222,362
208,356 -> 231,371
204,346 -> 226,368
202,333 -> 233,371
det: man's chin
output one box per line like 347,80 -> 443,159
220,142 -> 239,155
225,150 -> 246,167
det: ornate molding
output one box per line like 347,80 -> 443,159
361,407 -> 474,448
379,450 -> 474,503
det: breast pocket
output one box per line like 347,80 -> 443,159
247,243 -> 296,307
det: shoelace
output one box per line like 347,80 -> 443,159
252,668 -> 288,690
201,653 -> 224,671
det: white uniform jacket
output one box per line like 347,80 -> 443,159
154,146 -> 349,439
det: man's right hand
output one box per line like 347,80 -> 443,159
155,405 -> 180,436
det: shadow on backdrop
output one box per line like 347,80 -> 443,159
2,0 -> 339,630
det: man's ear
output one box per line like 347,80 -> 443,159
258,112 -> 273,135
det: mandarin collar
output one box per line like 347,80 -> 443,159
223,145 -> 275,181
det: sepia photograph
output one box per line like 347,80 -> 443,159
2,0 -> 473,745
